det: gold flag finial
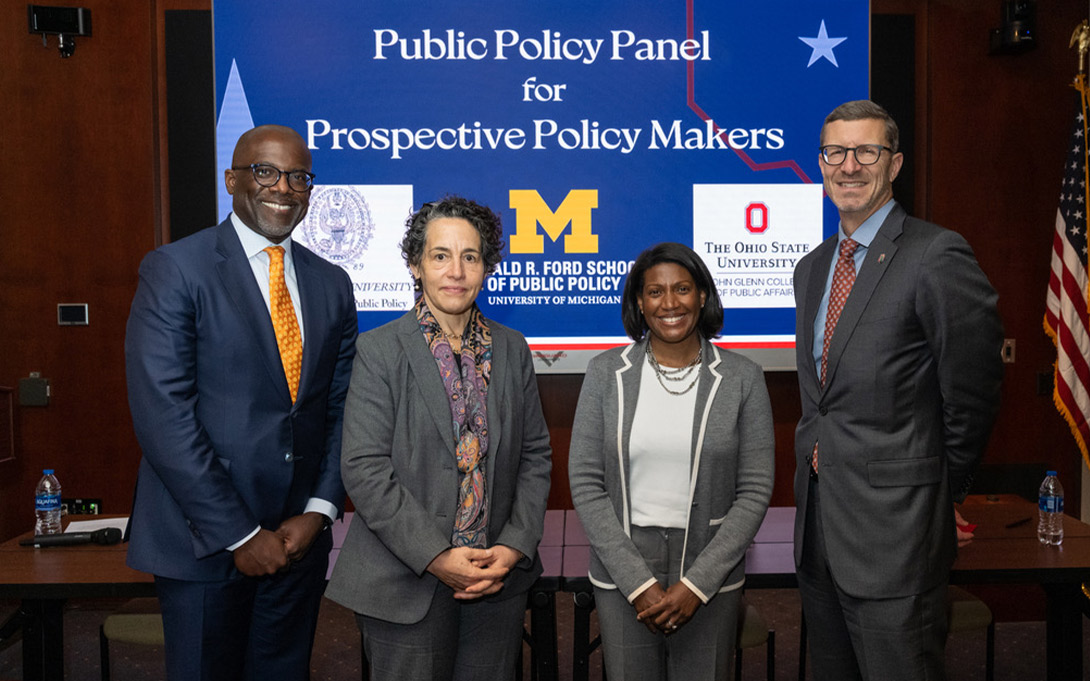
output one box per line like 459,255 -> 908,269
1071,20 -> 1090,75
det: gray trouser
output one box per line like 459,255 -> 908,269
357,585 -> 526,681
595,525 -> 741,681
798,477 -> 949,681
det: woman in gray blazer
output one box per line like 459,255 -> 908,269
326,196 -> 552,681
569,242 -> 774,681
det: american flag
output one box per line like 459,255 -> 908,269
1045,75 -> 1090,469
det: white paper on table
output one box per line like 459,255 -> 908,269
64,517 -> 128,533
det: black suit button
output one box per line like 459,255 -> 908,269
818,405 -> 828,415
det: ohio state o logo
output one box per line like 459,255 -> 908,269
745,202 -> 768,233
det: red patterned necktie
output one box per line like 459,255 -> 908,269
813,237 -> 860,473
264,246 -> 302,403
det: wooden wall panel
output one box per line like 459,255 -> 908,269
0,1 -> 159,541
0,0 -> 210,542
923,0 -> 1086,511
539,375 -> 582,509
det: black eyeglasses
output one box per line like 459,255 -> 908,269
818,144 -> 894,166
231,163 -> 315,192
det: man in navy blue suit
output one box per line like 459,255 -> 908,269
125,125 -> 358,680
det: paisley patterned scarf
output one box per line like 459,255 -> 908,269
416,297 -> 492,548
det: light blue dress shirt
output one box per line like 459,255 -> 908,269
811,200 -> 896,368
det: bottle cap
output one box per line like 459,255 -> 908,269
43,468 -> 54,475
1047,470 -> 1057,476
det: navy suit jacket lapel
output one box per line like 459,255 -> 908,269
821,205 -> 904,390
295,246 -> 328,403
213,220 -> 291,404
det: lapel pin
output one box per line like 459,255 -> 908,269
877,253 -> 886,263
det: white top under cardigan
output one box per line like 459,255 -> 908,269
629,359 -> 698,529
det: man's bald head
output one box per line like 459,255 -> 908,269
232,125 -> 312,170
225,125 -> 314,243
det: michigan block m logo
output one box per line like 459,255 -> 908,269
509,190 -> 599,254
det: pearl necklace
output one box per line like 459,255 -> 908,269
646,343 -> 701,396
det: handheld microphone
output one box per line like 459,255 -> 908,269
19,527 -> 123,547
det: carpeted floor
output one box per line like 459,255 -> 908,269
0,588 -> 1085,680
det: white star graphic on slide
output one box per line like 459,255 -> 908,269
799,20 -> 847,67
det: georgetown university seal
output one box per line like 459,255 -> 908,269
297,186 -> 374,269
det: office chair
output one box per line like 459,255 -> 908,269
735,597 -> 775,681
98,598 -> 164,681
947,586 -> 995,681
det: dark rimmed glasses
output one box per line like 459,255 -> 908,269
231,163 -> 315,192
818,144 -> 894,166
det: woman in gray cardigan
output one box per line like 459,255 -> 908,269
569,242 -> 774,681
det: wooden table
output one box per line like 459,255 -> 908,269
3,510 -> 566,681
0,518 -> 154,681
565,500 -> 1090,681
950,500 -> 1090,681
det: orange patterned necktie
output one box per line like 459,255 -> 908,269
813,237 -> 860,473
264,246 -> 302,403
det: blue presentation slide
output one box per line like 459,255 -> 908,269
213,1 -> 868,371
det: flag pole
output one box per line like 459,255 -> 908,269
1071,21 -> 1090,311
1078,21 -> 1090,469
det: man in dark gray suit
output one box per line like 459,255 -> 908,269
792,100 -> 1003,681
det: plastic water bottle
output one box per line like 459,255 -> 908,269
34,469 -> 62,536
1037,470 -> 1064,546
